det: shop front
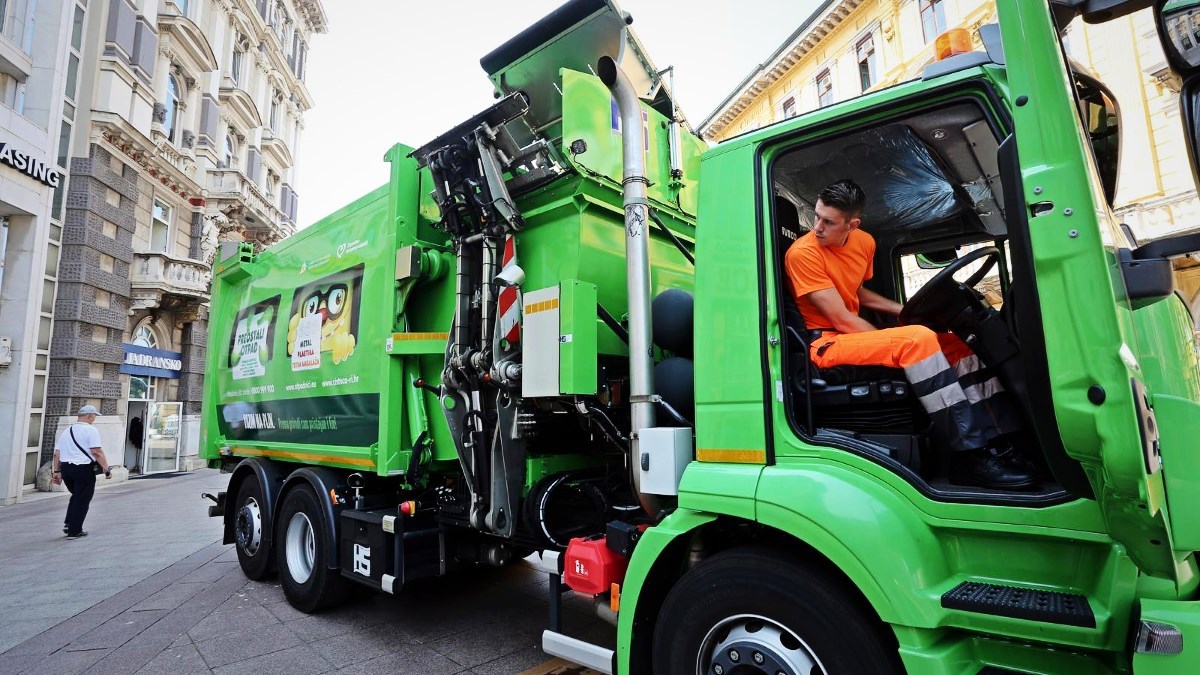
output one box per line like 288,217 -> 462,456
120,336 -> 184,475
0,134 -> 65,503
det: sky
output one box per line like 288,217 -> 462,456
294,0 -> 821,227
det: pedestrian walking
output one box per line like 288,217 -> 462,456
51,405 -> 112,538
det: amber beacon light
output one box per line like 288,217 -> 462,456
935,28 -> 973,61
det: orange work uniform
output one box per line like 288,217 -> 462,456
784,229 -> 1018,452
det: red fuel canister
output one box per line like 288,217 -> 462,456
563,535 -> 628,596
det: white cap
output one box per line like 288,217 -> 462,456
78,405 -> 99,415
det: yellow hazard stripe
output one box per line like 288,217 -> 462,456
391,332 -> 449,341
231,447 -> 376,468
523,298 -> 559,315
696,448 -> 766,464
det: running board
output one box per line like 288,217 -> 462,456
942,581 -> 1095,628
542,630 -> 615,675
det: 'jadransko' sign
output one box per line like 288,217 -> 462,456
120,343 -> 183,379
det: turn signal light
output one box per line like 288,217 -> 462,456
935,28 -> 973,61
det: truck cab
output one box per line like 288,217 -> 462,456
599,0 -> 1200,672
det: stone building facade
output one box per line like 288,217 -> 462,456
35,0 -> 326,486
0,0 -> 75,504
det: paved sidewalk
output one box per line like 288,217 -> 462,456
0,470 -> 228,652
0,469 -> 611,674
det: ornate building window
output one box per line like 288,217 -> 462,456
816,70 -> 833,108
132,323 -> 158,350
781,96 -> 796,119
269,89 -> 281,135
164,74 -> 181,142
232,45 -> 244,84
151,199 -> 172,253
920,0 -> 948,44
130,322 -> 163,401
857,34 -> 877,92
224,133 -> 237,169
276,2 -> 290,44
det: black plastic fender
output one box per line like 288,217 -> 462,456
223,458 -> 288,548
277,466 -> 346,570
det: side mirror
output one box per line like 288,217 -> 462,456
915,249 -> 959,269
1157,0 -> 1200,73
1156,0 -> 1200,195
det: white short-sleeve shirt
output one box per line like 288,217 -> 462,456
56,423 -> 103,465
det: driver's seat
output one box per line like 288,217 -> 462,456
775,196 -> 917,434
781,299 -> 915,425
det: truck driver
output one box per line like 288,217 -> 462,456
783,179 -> 1035,490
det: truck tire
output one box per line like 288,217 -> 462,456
233,476 -> 274,580
652,546 -> 901,675
275,484 -> 348,613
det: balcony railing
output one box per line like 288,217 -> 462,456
208,167 -> 288,225
130,252 -> 210,311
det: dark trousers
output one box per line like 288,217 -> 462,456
61,463 -> 96,534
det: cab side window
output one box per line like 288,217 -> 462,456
1072,69 -> 1120,206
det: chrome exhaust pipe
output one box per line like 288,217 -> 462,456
598,55 -> 661,518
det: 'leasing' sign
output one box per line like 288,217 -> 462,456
0,141 -> 61,188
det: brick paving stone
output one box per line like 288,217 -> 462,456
471,647 -> 557,675
308,629 -> 396,669
132,641 -> 210,675
210,643 -> 335,675
194,622 -> 303,668
427,620 -> 545,669
186,599 -> 281,642
334,643 -> 465,675
127,581 -> 210,612
71,609 -> 170,651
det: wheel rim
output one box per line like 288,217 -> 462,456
697,613 -> 827,675
284,511 -> 316,584
235,497 -> 262,556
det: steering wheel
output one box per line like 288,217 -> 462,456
898,246 -> 1000,332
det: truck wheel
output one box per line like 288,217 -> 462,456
653,547 -> 900,675
275,485 -> 347,613
233,476 -> 274,580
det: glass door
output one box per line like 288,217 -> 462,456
142,401 -> 181,473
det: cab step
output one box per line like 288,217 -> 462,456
942,581 -> 1095,628
536,550 -> 615,675
542,631 -> 614,675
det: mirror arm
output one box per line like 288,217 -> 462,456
1049,0 -> 1152,24
1131,232 -> 1200,259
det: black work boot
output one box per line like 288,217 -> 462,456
949,447 -> 1037,490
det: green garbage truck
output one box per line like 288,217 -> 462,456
201,0 -> 1200,671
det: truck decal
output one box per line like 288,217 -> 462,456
217,393 -> 380,446
353,543 -> 371,576
228,296 -> 280,380
286,265 -> 364,366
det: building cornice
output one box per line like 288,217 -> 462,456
219,86 -> 264,129
699,0 -> 861,140
293,0 -> 328,35
158,14 -> 219,73
261,134 -> 294,168
91,113 -> 201,202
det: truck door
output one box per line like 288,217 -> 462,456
997,0 -> 1194,582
